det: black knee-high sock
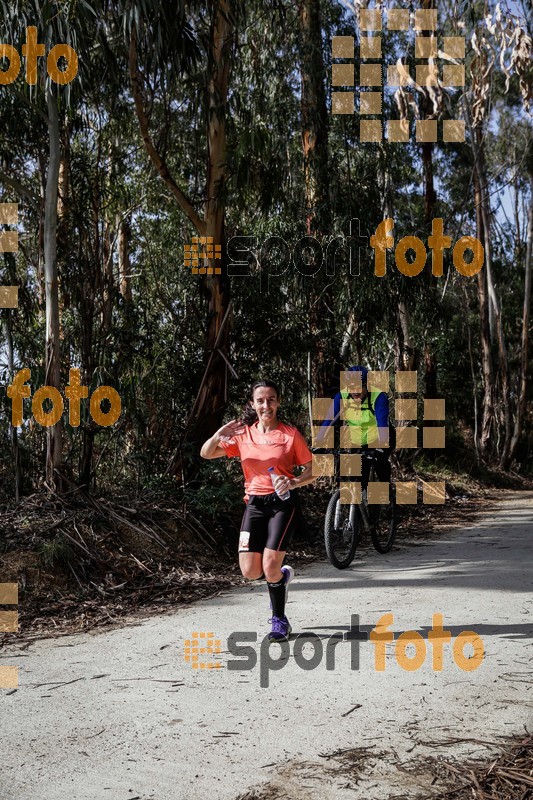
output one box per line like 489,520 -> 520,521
267,577 -> 286,618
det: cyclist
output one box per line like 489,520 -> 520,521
317,365 -> 391,487
200,380 -> 314,642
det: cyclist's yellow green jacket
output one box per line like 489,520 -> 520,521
340,388 -> 385,446
320,388 -> 389,446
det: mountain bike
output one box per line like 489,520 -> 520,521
324,449 -> 396,569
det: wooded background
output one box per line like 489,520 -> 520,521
0,0 -> 532,519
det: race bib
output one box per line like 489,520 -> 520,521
239,531 -> 251,552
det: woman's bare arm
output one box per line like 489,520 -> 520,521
290,461 -> 314,489
270,461 -> 315,495
200,419 -> 246,460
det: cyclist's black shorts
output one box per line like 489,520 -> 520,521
238,492 -> 297,553
361,447 -> 391,488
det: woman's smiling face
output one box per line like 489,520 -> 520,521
252,386 -> 280,423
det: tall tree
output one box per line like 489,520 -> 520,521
298,0 -> 338,395
43,87 -> 62,487
506,155 -> 533,467
0,1 -> 94,489
126,0 -> 234,449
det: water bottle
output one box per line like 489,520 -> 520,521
268,467 -> 291,501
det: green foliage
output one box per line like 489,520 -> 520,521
38,534 -> 75,571
1,0 -> 532,521
185,460 -> 244,520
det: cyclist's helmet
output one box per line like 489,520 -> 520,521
347,365 -> 369,384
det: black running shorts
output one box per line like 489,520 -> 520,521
238,493 -> 297,553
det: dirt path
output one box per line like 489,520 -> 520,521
2,491 -> 532,799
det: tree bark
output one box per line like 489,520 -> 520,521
469,126 -> 511,465
421,143 -> 437,225
194,0 -> 233,442
101,221 -> 113,334
463,96 -> 495,459
419,0 -> 437,225
396,300 -> 416,371
3,254 -> 23,500
44,89 -> 63,489
129,31 -> 206,236
340,311 -> 362,366
424,344 -> 437,399
505,178 -> 533,467
299,0 -> 337,396
299,0 -> 329,236
473,170 -> 493,456
128,3 -> 234,450
118,215 -> 133,303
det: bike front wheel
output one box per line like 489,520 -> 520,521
324,490 -> 359,569
365,462 -> 397,554
368,495 -> 397,553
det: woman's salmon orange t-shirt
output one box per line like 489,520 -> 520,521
219,421 -> 312,501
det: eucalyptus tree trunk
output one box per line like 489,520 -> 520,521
464,97 -> 494,459
3,253 -> 23,500
129,1 -> 233,449
396,300 -> 416,372
79,240 -> 95,488
119,215 -> 133,303
197,0 -> 232,439
505,177 -> 533,468
469,124 -> 511,464
44,89 -> 63,489
472,160 -> 493,457
419,0 -> 437,226
299,0 -> 337,396
340,312 -> 362,365
299,0 -> 329,236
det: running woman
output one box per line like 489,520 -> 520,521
200,380 -> 314,641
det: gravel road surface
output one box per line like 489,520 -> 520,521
2,491 -> 532,799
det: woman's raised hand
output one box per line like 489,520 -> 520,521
217,419 -> 246,440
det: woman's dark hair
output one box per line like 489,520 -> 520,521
242,380 -> 280,426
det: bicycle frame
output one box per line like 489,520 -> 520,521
332,448 -> 382,535
334,496 -> 358,532
323,448 -> 397,567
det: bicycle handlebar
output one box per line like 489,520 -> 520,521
311,447 -> 385,457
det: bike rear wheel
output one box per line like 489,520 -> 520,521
324,490 -> 359,569
367,465 -> 396,553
